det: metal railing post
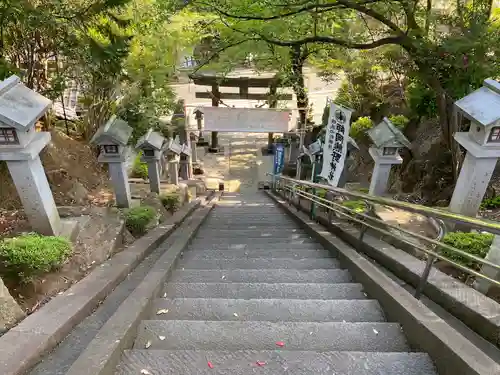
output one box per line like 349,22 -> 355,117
415,255 -> 436,299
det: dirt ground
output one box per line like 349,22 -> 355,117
0,129 -> 113,237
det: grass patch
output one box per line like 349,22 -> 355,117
341,200 -> 367,214
0,233 -> 72,282
131,152 -> 148,180
441,231 -> 493,271
125,206 -> 156,237
481,196 -> 500,210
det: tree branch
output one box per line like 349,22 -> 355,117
190,38 -> 260,74
257,33 -> 405,49
198,0 -> 381,21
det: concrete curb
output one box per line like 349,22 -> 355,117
0,196 -> 207,375
63,193 -> 219,375
267,191 -> 500,375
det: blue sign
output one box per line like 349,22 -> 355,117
273,143 -> 285,175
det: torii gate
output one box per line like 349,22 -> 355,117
189,74 -> 293,153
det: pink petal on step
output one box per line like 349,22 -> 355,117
207,361 -> 214,369
256,361 -> 266,366
275,341 -> 285,347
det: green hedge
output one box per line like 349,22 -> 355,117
350,117 -> 373,139
125,206 -> 156,236
441,231 -> 493,271
0,233 -> 72,282
160,193 -> 181,213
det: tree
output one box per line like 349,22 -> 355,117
194,0 -> 499,179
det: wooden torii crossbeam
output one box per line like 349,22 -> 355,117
189,73 -> 293,153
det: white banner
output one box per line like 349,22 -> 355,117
319,103 -> 353,186
202,107 -> 292,133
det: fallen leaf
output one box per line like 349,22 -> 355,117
140,369 -> 152,375
156,309 -> 169,315
275,341 -> 285,347
145,341 -> 152,349
159,336 -> 165,341
256,361 -> 266,366
207,361 -> 214,369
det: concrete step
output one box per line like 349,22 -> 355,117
180,249 -> 335,260
117,350 -> 436,375
189,238 -> 316,246
176,258 -> 341,270
195,230 -> 309,239
187,243 -> 324,251
134,321 -> 408,351
170,269 -> 353,283
164,283 -> 367,300
149,298 -> 385,322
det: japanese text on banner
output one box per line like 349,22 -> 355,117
319,103 -> 352,186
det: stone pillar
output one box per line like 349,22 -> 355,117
169,160 -> 179,185
7,156 -> 61,236
368,147 -> 402,196
474,235 -> 500,293
179,158 -> 189,180
449,152 -> 497,217
191,142 -> 198,163
108,162 -> 132,208
147,160 -> 161,194
267,133 -> 274,152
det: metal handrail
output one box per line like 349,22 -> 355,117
273,175 -> 500,236
269,174 -> 500,297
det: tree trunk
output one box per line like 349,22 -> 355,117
290,46 -> 308,128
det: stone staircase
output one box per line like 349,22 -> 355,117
115,193 -> 437,374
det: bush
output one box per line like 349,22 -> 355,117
480,196 -> 500,209
441,231 -> 493,271
125,206 -> 156,236
350,116 -> 373,139
160,193 -> 181,212
388,114 -> 409,130
341,200 -> 367,213
131,153 -> 148,180
0,233 -> 72,282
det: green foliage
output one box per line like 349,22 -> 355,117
480,196 -> 500,209
125,206 -> 156,236
406,79 -> 438,119
0,234 -> 72,282
441,232 -> 493,271
160,193 -> 181,212
341,200 -> 367,213
131,153 -> 148,179
388,115 -> 409,130
350,117 -> 373,139
357,187 -> 369,194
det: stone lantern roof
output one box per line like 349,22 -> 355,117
367,117 -> 411,149
90,115 -> 132,146
136,128 -> 165,151
0,75 -> 52,130
455,79 -> 500,127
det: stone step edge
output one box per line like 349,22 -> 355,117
61,196 -> 220,375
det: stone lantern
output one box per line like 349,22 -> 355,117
180,139 -> 193,180
449,79 -> 500,216
165,136 -> 182,185
0,75 -> 61,235
135,129 -> 166,194
194,109 -> 208,146
367,117 -> 410,196
90,115 -> 132,208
